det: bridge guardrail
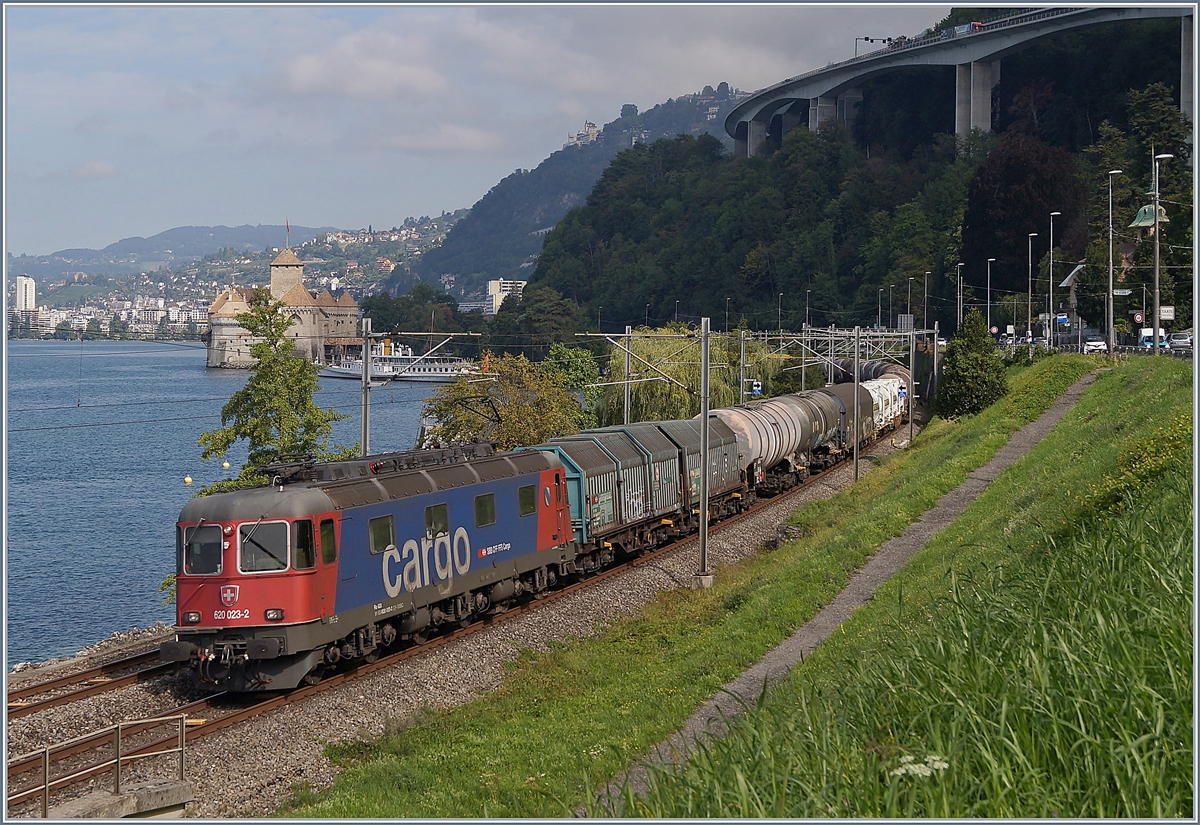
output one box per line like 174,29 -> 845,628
776,7 -> 1085,89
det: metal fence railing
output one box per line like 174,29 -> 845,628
7,714 -> 187,818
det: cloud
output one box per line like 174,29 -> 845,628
205,128 -> 239,143
376,123 -> 505,155
281,30 -> 448,99
73,113 -> 109,134
163,86 -> 204,111
68,160 -> 119,180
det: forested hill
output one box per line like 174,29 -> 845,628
414,84 -> 748,292
528,14 -> 1192,336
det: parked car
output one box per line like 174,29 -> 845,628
1138,328 -> 1169,349
1032,337 -> 1048,349
1082,335 -> 1108,354
1168,332 -> 1192,350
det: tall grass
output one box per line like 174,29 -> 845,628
621,379 -> 1193,818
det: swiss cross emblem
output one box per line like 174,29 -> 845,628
220,585 -> 240,607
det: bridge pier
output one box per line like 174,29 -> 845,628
956,60 -> 1000,138
808,95 -> 838,131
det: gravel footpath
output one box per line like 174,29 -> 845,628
5,433 -> 910,818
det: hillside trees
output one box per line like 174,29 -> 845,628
960,132 -> 1087,320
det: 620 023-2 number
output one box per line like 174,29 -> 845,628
212,609 -> 250,620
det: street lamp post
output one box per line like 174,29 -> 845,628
956,262 -> 964,326
907,276 -> 914,319
804,288 -> 811,390
645,303 -> 649,327
889,284 -> 894,329
1027,233 -> 1037,346
778,292 -> 783,339
598,306 -> 602,331
1107,169 -> 1123,351
1049,211 -> 1061,345
1153,153 -> 1172,355
986,257 -> 996,335
877,287 -> 883,329
923,271 -> 930,333
725,297 -> 730,334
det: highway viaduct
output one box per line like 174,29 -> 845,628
725,6 -> 1194,157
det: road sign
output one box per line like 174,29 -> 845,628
897,313 -> 914,332
1160,305 -> 1175,320
898,388 -> 907,398
751,380 -> 762,396
1039,313 -> 1050,321
1113,288 -> 1133,296
990,325 -> 998,334
1056,313 -> 1069,324
1134,312 -> 1144,324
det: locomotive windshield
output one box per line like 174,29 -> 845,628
180,524 -> 222,576
239,521 -> 289,572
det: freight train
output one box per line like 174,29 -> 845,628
162,371 -> 909,692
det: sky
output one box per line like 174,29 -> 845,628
4,3 -> 951,257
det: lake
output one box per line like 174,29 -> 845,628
5,339 -> 430,669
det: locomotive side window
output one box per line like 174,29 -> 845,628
292,519 -> 316,570
544,487 -> 551,507
368,515 -> 394,555
320,519 -> 337,564
180,524 -> 222,576
518,485 -> 536,517
425,503 -> 449,538
555,475 -> 562,503
239,521 -> 289,573
474,493 -> 496,527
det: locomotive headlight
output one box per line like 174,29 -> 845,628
223,525 -> 233,536
183,611 -> 202,624
264,608 -> 284,621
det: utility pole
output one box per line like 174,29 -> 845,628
956,262 -> 964,326
1028,233 -> 1037,349
1049,211 -> 1060,346
360,316 -> 372,456
1108,169 -> 1122,352
1153,153 -> 1173,354
696,317 -> 713,588
624,325 -> 632,425
853,326 -> 860,481
739,329 -> 746,404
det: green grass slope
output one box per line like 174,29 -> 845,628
276,355 -> 1190,818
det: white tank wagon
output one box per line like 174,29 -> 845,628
708,390 -> 843,498
832,358 -> 911,385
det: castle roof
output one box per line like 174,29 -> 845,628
335,292 -> 358,307
271,248 -> 303,266
208,286 -> 256,317
279,282 -> 318,307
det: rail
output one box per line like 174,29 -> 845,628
6,714 -> 187,817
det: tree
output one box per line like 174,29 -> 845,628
420,352 -> 581,450
935,309 -> 1008,418
621,103 -> 638,119
197,289 -> 355,493
538,343 -> 601,429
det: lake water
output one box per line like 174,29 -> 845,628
5,339 -> 430,669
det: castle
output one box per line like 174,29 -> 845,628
205,248 -> 358,368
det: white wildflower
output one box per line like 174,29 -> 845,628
925,755 -> 949,771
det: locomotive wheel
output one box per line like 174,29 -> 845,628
363,648 -> 379,664
302,666 -> 324,687
410,630 -> 431,645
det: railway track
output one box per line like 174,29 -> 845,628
6,438 -> 893,816
7,651 -> 172,720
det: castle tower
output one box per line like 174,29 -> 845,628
269,248 -> 304,298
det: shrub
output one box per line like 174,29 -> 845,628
936,309 -> 1007,417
